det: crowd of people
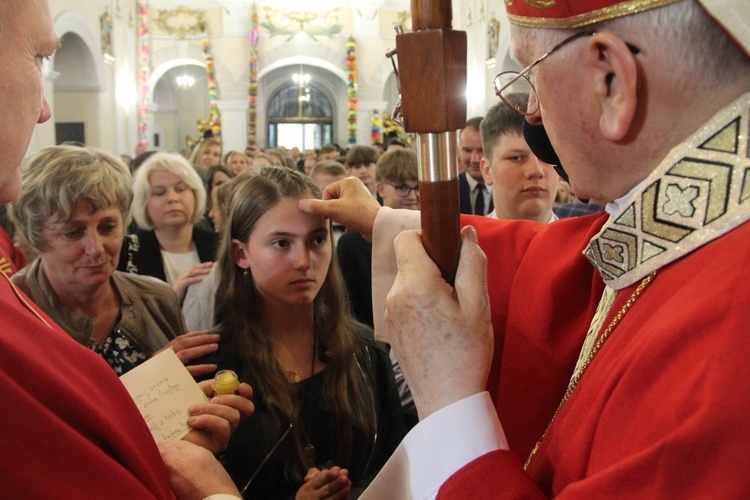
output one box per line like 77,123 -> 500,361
1,0 -> 748,498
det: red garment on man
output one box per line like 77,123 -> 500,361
438,211 -> 750,498
0,272 -> 174,498
0,226 -> 26,276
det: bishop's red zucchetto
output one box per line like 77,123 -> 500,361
504,0 -> 683,28
503,0 -> 749,57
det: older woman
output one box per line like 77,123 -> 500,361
119,152 -> 218,302
9,145 -> 218,376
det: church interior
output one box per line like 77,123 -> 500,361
37,0 -> 518,158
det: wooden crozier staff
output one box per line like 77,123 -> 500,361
394,0 -> 466,284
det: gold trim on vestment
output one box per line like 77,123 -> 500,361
1,269 -> 52,328
584,91 -> 750,290
508,0 -> 683,28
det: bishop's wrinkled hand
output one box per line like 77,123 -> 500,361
386,225 -> 494,420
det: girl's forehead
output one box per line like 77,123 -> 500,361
251,197 -> 327,233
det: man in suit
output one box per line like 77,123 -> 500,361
458,116 -> 493,215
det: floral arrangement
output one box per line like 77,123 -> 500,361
371,110 -> 383,145
137,1 -> 150,150
202,30 -> 221,138
248,6 -> 260,146
346,35 -> 357,144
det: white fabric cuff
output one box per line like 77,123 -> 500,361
361,392 -> 508,500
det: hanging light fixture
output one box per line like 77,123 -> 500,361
293,65 -> 311,106
292,72 -> 311,85
176,66 -> 195,90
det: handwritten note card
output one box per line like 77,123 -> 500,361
120,348 -> 208,441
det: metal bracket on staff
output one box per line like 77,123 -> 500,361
389,0 -> 467,284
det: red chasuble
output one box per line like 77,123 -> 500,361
0,226 -> 26,277
437,92 -> 750,498
439,214 -> 750,498
0,272 -> 174,498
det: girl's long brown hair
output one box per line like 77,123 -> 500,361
214,166 -> 373,483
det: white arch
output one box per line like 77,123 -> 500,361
53,10 -> 106,91
149,58 -> 207,91
258,56 -> 347,85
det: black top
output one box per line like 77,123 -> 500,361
337,231 -> 374,327
198,329 -> 405,499
117,226 -> 219,282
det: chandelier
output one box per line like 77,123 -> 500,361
176,70 -> 195,90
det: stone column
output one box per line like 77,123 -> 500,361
217,100 -> 249,152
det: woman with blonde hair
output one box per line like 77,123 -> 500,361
119,152 -> 218,302
189,137 -> 222,174
224,150 -> 250,176
203,166 -> 404,498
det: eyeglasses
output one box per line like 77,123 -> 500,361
385,182 -> 419,197
494,31 -> 640,116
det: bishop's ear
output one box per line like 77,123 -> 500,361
586,31 -> 639,142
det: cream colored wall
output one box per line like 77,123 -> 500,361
45,1 -> 125,154
33,0 -> 513,156
54,92 -> 102,147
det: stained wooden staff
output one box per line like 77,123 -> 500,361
394,0 -> 466,284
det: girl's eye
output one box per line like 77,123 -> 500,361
272,240 -> 289,249
313,236 -> 327,246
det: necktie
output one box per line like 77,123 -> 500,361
474,184 -> 486,215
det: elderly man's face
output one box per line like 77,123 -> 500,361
510,29 -> 610,204
0,0 -> 57,203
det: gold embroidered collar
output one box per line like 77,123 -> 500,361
584,91 -> 750,290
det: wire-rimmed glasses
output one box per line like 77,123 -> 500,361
494,30 -> 640,116
494,31 -> 597,116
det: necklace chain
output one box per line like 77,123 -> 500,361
524,271 -> 656,470
276,341 -> 315,384
275,334 -> 318,468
